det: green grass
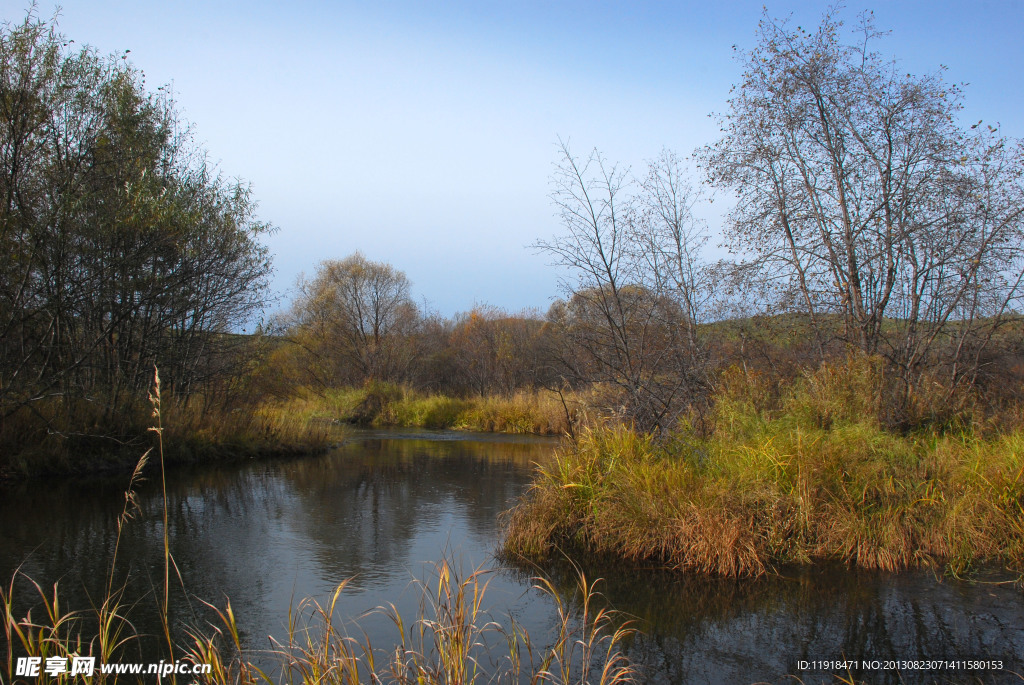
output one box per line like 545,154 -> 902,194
502,356 -> 1024,577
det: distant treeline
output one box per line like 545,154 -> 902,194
259,250 -> 1024,436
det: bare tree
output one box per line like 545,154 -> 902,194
704,8 -> 1024,407
636,149 -> 713,360
535,141 -> 709,433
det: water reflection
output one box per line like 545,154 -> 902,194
2,430 -> 1022,684
0,432 -> 553,661
533,559 -> 1024,684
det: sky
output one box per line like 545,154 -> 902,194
2,0 -> 1023,319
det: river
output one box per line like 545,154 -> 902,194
2,430 -> 1022,684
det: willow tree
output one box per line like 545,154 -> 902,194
705,8 -> 1024,403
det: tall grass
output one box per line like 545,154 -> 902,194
160,392 -> 334,462
503,355 -> 1024,577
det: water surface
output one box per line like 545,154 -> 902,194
2,430 -> 1022,684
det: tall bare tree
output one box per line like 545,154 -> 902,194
536,141 -> 709,433
704,8 -> 1024,406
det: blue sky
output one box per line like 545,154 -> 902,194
3,1 -> 1022,317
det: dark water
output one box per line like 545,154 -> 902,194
2,430 -> 1022,684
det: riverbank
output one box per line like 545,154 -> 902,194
0,383 -> 570,480
0,396 -> 333,481
287,381 -> 571,434
502,358 -> 1024,578
5,423 -> 1020,684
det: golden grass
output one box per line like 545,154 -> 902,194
503,357 -> 1024,578
295,382 -> 572,435
161,391 -> 334,459
3,554 -> 637,685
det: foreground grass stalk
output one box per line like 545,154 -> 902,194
148,367 -> 180,672
530,574 -> 635,685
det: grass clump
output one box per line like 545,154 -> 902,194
503,356 -> 1024,578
